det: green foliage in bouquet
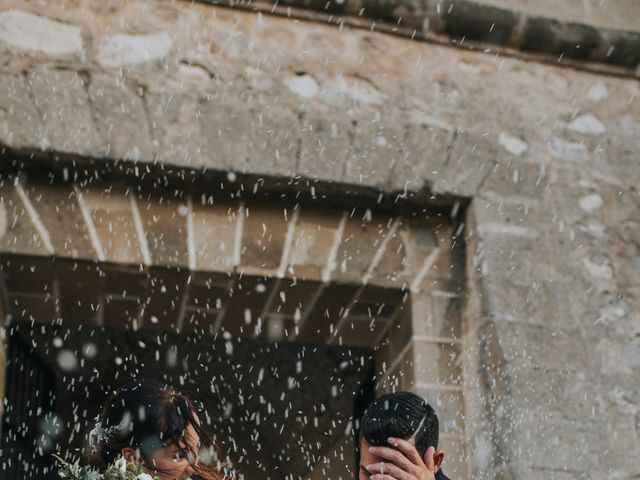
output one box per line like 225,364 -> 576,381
53,454 -> 160,480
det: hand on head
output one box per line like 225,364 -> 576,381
360,437 -> 444,480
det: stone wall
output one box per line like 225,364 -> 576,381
202,0 -> 640,72
0,1 -> 639,479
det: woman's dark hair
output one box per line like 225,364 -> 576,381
85,379 -> 226,479
360,391 -> 439,456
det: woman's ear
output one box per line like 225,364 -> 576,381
121,447 -> 139,463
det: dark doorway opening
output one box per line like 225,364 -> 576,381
0,320 -> 375,480
0,254 -> 410,479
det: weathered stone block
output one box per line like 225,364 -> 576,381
25,182 -> 94,259
288,207 -> 343,280
403,219 -> 439,274
515,415 -> 602,472
147,92 -> 224,169
482,269 -> 577,327
332,211 -> 397,284
369,221 -> 409,286
0,180 -> 49,255
385,306 -> 414,358
413,340 -> 463,385
389,119 -> 454,191
472,195 -> 547,239
0,72 -> 47,151
432,130 -> 496,197
511,367 -> 602,421
97,32 -> 172,68
200,98 -> 250,172
479,159 -> 547,199
416,386 -> 465,434
0,10 -> 84,58
489,232 -> 574,282
493,321 -> 589,371
136,191 -> 188,267
343,116 -> 401,188
240,202 -> 289,273
420,293 -> 462,339
297,113 -> 352,182
433,223 -> 460,281
78,187 -> 143,264
246,104 -> 299,177
28,68 -> 104,156
192,198 -> 239,271
88,74 -> 154,161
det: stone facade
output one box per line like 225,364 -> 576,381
0,1 -> 639,479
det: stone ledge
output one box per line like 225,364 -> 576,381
205,0 -> 640,72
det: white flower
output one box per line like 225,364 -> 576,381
114,457 -> 127,474
135,474 -> 154,480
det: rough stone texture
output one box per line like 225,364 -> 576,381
78,186 -> 144,264
146,91 -> 239,170
97,32 -> 172,68
288,207 -> 344,278
298,113 -> 353,182
0,180 -> 49,256
192,199 -> 239,270
0,9 -> 84,57
87,74 -> 154,161
136,191 -> 189,267
0,1 -> 638,479
28,68 -> 104,156
26,184 -> 94,259
229,0 -> 640,69
0,72 -> 47,151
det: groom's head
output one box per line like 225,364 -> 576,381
358,391 -> 444,476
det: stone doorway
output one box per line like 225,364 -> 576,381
0,175 -> 466,478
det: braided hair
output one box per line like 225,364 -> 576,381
360,391 -> 439,455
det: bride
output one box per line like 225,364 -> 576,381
84,379 -> 230,480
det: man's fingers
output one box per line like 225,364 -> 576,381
368,446 -> 415,472
386,438 -> 424,467
423,447 -> 436,472
370,475 -> 399,480
365,462 -> 414,480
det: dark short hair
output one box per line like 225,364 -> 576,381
360,391 -> 439,455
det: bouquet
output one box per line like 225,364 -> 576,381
53,455 -> 159,480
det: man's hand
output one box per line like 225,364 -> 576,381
364,437 -> 436,480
